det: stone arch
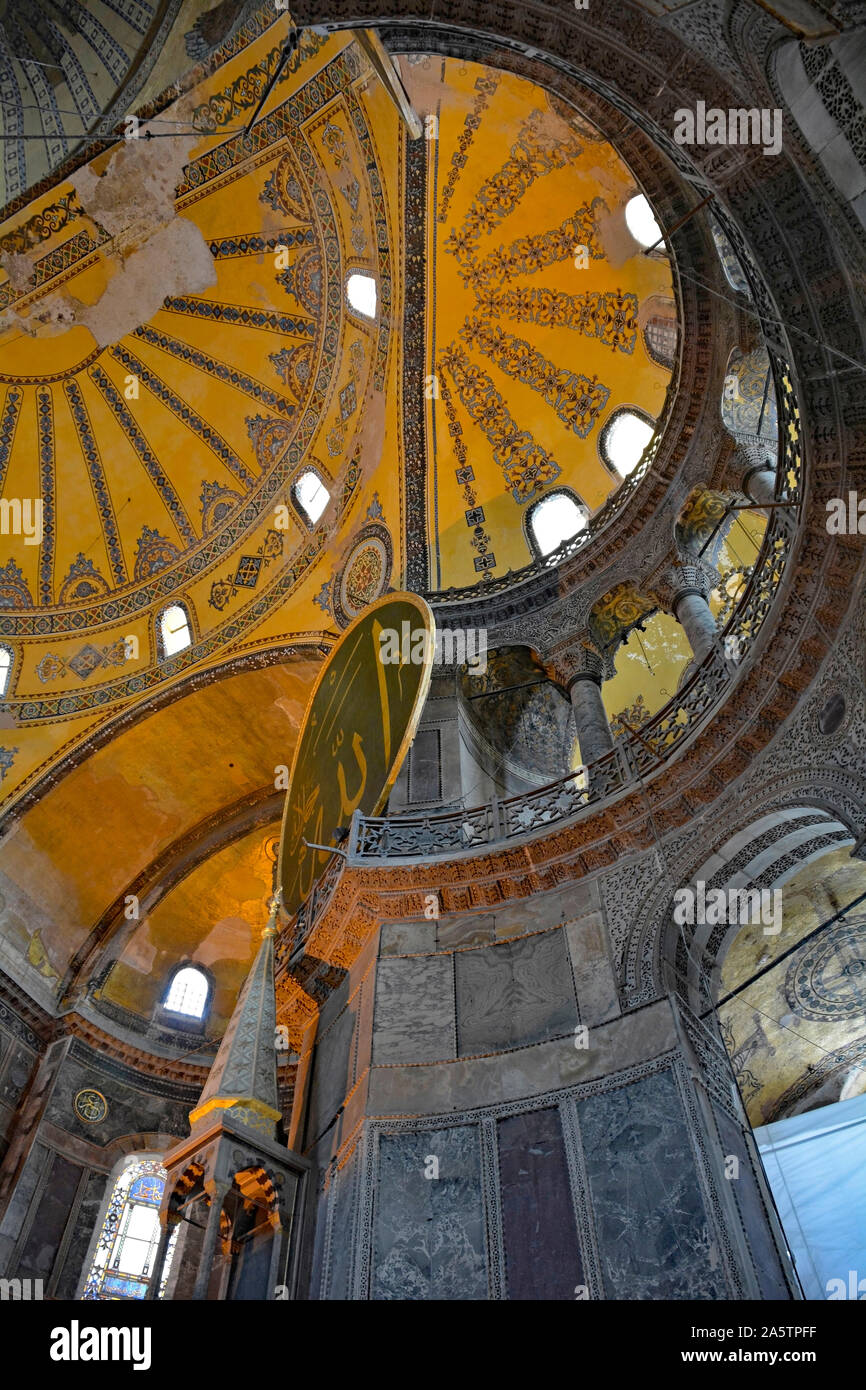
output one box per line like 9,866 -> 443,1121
622,774 -> 866,1012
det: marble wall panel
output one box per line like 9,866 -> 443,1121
306,1002 -> 357,1146
372,1125 -> 487,1300
498,1107 -> 584,1299
713,1102 -> 791,1299
577,1068 -> 728,1299
372,955 -> 455,1064
455,929 -> 578,1056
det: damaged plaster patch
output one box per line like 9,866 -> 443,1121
76,216 -> 216,348
3,115 -> 217,348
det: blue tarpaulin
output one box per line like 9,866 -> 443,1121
755,1091 -> 866,1300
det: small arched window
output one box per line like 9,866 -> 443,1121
158,603 -> 192,658
0,646 -> 12,698
600,408 -> 655,478
527,490 -> 588,559
346,272 -> 377,320
625,193 -> 663,250
292,469 -> 330,527
163,965 -> 209,1020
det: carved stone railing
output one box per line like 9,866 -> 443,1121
285,349 -> 801,937
351,504 -> 797,860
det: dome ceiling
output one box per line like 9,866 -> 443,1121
0,20 -> 689,1042
0,22 -> 407,810
399,56 -> 677,591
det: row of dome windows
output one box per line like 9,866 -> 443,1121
0,415 -> 648,690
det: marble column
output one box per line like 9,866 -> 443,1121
192,1182 -> 229,1301
665,564 -> 718,664
144,1218 -> 175,1301
560,644 -> 615,768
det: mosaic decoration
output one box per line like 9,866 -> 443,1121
110,344 -> 255,489
610,693 -> 653,739
270,343 -> 314,397
0,388 -> 23,491
722,347 -> 778,441
208,529 -> 284,612
0,43 -> 388,739
676,488 -> 731,555
0,190 -> 83,256
134,526 -> 180,581
36,641 -> 127,683
210,226 -> 315,261
63,379 -> 127,587
444,107 -> 584,269
0,228 -> 110,313
90,365 -> 196,545
0,559 -> 32,610
438,374 -> 495,573
465,202 -> 607,293
260,152 -> 309,222
483,286 -> 638,354
439,345 -> 562,503
74,1088 -> 108,1124
785,920 -> 866,1023
278,246 -> 323,317
333,523 -> 393,628
459,318 -> 610,439
0,746 -> 17,780
588,582 -> 657,651
200,480 -> 242,534
36,386 -> 55,606
58,554 -> 111,605
438,71 -> 501,224
82,1158 -> 170,1302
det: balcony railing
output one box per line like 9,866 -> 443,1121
279,349 -> 801,958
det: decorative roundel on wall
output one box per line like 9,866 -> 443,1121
784,921 -> 866,1022
74,1088 -> 108,1124
333,524 -> 392,628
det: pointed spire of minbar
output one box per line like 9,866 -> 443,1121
188,894 -> 282,1138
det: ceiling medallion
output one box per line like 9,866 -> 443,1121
73,1088 -> 108,1124
334,524 -> 393,627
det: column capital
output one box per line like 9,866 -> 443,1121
544,636 -> 615,691
650,555 -> 716,616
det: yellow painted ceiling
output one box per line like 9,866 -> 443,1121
402,56 -> 676,590
0,658 -> 316,1005
100,821 -> 280,1037
0,22 -> 406,810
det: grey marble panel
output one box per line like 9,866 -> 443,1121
372,955 -> 455,1064
54,1170 -> 107,1299
578,1068 -> 728,1300
455,929 -> 577,1056
306,1002 -> 357,1146
713,1103 -> 791,1299
327,1147 -> 358,1300
380,921 -> 436,956
498,1107 -> 583,1299
372,1125 -> 487,1300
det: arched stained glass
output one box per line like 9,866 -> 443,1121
83,1158 -> 176,1301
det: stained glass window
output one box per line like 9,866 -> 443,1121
83,1158 -> 175,1301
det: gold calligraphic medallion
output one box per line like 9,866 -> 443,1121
278,593 -> 435,914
